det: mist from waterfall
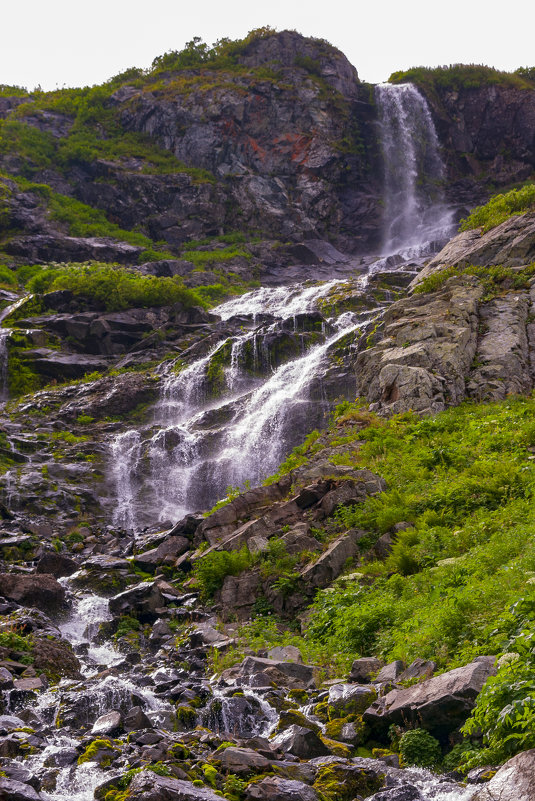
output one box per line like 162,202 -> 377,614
375,82 -> 454,255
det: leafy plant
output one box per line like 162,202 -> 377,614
399,728 -> 442,769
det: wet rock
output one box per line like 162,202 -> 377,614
35,550 -> 78,577
472,748 -> 535,800
109,579 -> 179,620
368,787 -> 422,800
32,636 -> 81,679
91,710 -> 122,736
218,745 -> 272,774
0,573 -> 65,612
0,715 -> 27,733
124,705 -> 153,730
273,725 -> 331,759
127,771 -> 222,800
364,656 -> 497,739
349,658 -> 383,683
133,536 -> 190,573
245,776 -> 319,801
0,778 -> 45,801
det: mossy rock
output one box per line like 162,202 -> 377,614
176,704 -> 198,729
313,762 -> 384,801
324,714 -> 367,745
319,735 -> 352,758
313,701 -> 330,722
276,708 -> 320,734
78,738 -> 121,767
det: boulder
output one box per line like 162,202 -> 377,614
328,683 -> 377,716
472,748 -> 535,800
246,777 -> 319,801
349,657 -> 383,683
91,710 -> 122,736
267,645 -> 303,663
0,573 -> 65,611
109,580 -> 178,620
397,659 -> 436,683
35,550 -> 78,577
374,661 -> 405,684
236,656 -> 315,689
127,771 -> 224,800
273,725 -> 331,759
218,746 -> 272,774
363,656 -> 496,739
133,537 -> 190,573
0,778 -> 45,801
300,530 -> 366,589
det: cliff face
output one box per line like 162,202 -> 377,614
1,31 -> 534,266
423,83 -> 535,208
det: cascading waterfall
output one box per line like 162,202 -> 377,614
110,279 -> 379,529
0,294 -> 31,402
0,329 -> 10,402
375,82 -> 454,255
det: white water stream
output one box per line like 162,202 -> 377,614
110,277 -> 376,529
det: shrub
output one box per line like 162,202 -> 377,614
461,630 -> 535,766
193,546 -> 253,599
389,64 -> 533,93
25,262 -> 206,312
459,183 -> 535,232
399,729 -> 442,768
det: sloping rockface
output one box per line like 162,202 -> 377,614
354,211 -> 535,415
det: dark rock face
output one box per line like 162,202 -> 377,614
0,573 -> 65,612
427,84 -> 535,199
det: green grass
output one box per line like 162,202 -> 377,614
22,262 -> 207,312
414,261 -> 535,298
253,397 -> 535,674
459,183 -> 535,233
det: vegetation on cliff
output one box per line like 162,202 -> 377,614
459,182 -> 535,233
389,63 -> 535,92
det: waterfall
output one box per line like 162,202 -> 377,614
0,294 -> 31,402
375,82 -> 454,255
110,279 -> 381,529
0,329 -> 10,402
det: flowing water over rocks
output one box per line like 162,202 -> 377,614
109,270 -> 397,530
375,83 -> 454,255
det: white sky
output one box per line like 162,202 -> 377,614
2,0 -> 534,91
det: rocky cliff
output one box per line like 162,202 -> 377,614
1,31 -> 534,266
